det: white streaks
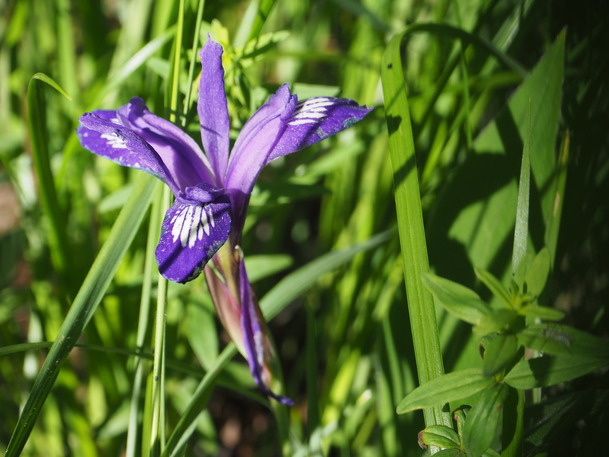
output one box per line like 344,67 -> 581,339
289,97 -> 333,126
100,132 -> 127,149
171,204 -> 213,247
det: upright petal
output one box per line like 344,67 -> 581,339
268,96 -> 373,162
225,84 -> 297,212
238,258 -> 294,405
198,39 -> 230,183
155,184 -> 231,283
78,110 -> 179,193
118,98 -> 215,191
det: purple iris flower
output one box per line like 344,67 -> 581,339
77,38 -> 372,403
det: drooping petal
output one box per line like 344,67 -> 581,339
78,110 -> 179,193
225,84 -> 297,218
155,184 -> 231,283
267,96 -> 373,162
118,98 -> 215,191
198,38 -> 230,183
238,258 -> 294,405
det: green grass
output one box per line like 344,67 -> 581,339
1,0 -> 608,456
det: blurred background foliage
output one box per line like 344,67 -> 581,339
0,0 -> 607,455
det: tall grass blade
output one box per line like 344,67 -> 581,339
26,74 -> 72,281
381,30 -> 452,430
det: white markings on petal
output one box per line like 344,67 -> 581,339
171,204 -> 214,247
289,97 -> 333,126
100,132 -> 128,149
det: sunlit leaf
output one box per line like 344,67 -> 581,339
397,369 -> 494,414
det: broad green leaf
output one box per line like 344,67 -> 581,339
504,354 -> 609,389
481,333 -> 520,377
474,309 -> 521,335
523,247 -> 551,297
519,304 -> 564,321
437,32 -> 564,271
420,425 -> 461,449
474,267 -> 512,308
5,175 -> 157,457
423,273 -> 490,325
396,369 -> 494,414
436,450 -> 464,457
517,323 -> 609,358
462,383 -> 509,457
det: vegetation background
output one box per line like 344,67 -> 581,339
1,0 -> 607,456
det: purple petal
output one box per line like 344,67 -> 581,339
78,110 -> 178,192
155,184 -> 231,283
239,258 -> 294,405
199,38 -> 230,183
268,96 -> 373,162
118,98 -> 215,191
225,84 -> 297,216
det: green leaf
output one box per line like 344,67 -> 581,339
435,450 -> 464,457
474,309 -> 521,335
480,333 -> 520,377
396,369 -> 494,414
474,267 -> 512,308
504,354 -> 609,389
462,383 -> 509,457
439,32 -> 564,272
5,175 -> 157,457
423,273 -> 490,325
523,247 -> 551,297
420,425 -> 461,449
519,304 -> 564,321
517,323 -> 609,358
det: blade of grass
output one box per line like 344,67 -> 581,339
150,0 -> 186,451
234,0 -> 277,47
125,182 -> 162,457
381,30 -> 452,431
27,73 -> 72,281
5,173 -> 156,457
544,131 -> 569,267
512,104 -> 531,276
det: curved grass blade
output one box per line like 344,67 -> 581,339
160,229 -> 392,457
5,174 -> 157,457
27,74 -> 72,280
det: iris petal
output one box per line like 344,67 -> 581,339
118,98 -> 214,191
198,38 -> 231,184
78,110 -> 179,193
155,184 -> 231,283
238,258 -> 294,405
